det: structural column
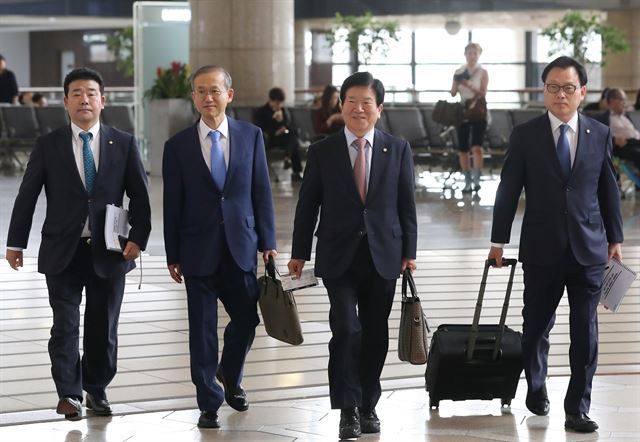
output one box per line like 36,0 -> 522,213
603,7 -> 640,90
189,0 -> 295,106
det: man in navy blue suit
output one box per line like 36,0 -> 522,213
489,56 -> 623,433
162,65 -> 276,429
6,67 -> 151,420
288,72 -> 417,439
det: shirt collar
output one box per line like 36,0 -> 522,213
548,111 -> 578,134
71,121 -> 100,142
199,116 -> 229,141
344,126 -> 375,149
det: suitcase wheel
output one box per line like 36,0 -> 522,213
429,397 -> 439,409
501,398 -> 511,407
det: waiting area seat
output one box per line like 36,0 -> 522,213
0,106 -> 40,170
35,106 -> 68,135
101,105 -> 135,134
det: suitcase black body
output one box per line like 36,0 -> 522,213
425,259 -> 524,409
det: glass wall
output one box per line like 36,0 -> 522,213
314,22 -> 604,107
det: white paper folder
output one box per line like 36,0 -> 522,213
600,258 -> 637,313
104,204 -> 131,252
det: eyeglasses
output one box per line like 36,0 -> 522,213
545,84 -> 580,95
194,88 -> 226,99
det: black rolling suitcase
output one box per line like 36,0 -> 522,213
425,258 -> 523,409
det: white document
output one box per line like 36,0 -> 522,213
600,258 -> 638,312
280,269 -> 318,292
104,204 -> 131,252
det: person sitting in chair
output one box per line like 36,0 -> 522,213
253,87 -> 303,181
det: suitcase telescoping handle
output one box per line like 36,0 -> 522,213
465,258 -> 518,362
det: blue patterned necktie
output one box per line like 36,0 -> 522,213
209,130 -> 226,190
557,124 -> 571,180
79,131 -> 96,193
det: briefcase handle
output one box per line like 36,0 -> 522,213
402,269 -> 430,332
401,269 -> 418,301
265,255 -> 280,281
466,258 -> 518,362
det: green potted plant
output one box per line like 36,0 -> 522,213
106,26 -> 134,78
325,12 -> 400,73
541,11 -> 629,66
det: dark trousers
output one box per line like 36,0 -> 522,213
184,239 -> 260,411
521,247 -> 605,414
322,238 -> 397,411
45,239 -> 125,401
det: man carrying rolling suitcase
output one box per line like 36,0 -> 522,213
489,56 -> 623,433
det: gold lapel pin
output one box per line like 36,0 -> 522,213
108,140 -> 114,144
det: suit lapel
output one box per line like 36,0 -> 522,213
226,117 -> 246,189
541,112 -> 567,182
367,129 -> 389,201
96,125 -> 114,188
333,132 -> 363,204
571,114 -> 594,183
57,126 -> 86,191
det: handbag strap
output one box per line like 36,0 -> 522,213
401,269 -> 430,332
265,255 -> 281,281
401,269 -> 418,301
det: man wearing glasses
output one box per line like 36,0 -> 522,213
489,56 -> 623,433
162,65 -> 277,429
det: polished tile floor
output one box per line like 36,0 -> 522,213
0,165 -> 638,441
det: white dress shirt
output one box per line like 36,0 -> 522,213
198,117 -> 230,171
344,126 -> 374,192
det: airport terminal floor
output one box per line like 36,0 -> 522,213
0,166 -> 638,441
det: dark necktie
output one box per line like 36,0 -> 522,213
79,131 -> 96,193
353,138 -> 367,203
557,124 -> 571,180
209,130 -> 226,190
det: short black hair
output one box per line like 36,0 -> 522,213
63,67 -> 104,96
600,87 -> 611,100
32,92 -> 44,103
541,56 -> 588,86
0,54 -> 5,62
606,88 -> 625,102
339,72 -> 385,106
268,87 -> 285,102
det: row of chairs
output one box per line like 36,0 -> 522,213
0,105 -> 134,170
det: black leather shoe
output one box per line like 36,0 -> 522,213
339,407 -> 361,439
565,413 -> 599,433
525,384 -> 550,416
56,397 -> 82,421
359,409 -> 380,434
86,393 -> 112,416
198,410 -> 220,428
216,371 -> 249,412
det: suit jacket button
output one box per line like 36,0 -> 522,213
221,197 -> 225,202
363,209 -> 367,215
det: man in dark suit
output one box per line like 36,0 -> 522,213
162,65 -> 277,429
253,87 -> 303,181
287,72 -> 417,439
489,56 -> 623,433
5,67 -> 151,420
594,87 -> 640,170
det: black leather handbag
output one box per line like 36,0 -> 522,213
433,100 -> 464,127
398,269 -> 430,365
257,256 -> 304,345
